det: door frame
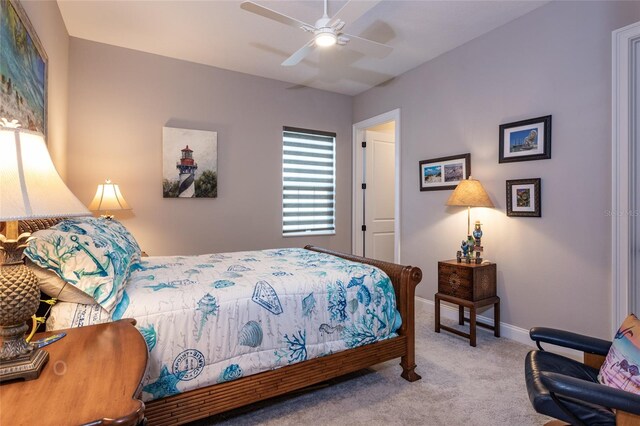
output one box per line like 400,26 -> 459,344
612,21 -> 640,333
352,109 -> 401,263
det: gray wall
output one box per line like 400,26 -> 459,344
67,38 -> 352,256
21,1 -> 70,178
353,1 -> 640,338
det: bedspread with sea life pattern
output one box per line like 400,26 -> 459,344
47,248 -> 401,402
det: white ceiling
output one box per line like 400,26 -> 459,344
57,0 -> 548,96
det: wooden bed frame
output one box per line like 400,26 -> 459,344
15,221 -> 423,425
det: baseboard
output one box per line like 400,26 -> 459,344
416,296 -> 582,360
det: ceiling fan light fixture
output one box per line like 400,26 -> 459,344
241,0 -> 393,66
315,30 -> 337,47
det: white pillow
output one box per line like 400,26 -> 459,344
25,259 -> 96,305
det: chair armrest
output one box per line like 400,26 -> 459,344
540,372 -> 640,415
530,327 -> 611,355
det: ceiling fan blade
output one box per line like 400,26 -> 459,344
282,40 -> 316,67
241,1 -> 313,31
342,33 -> 392,58
330,0 -> 381,27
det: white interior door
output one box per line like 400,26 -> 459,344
612,21 -> 640,328
363,130 -> 395,262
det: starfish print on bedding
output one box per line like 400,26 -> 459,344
142,365 -> 184,399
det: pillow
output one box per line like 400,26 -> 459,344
97,218 -> 143,259
25,259 -> 96,305
23,217 -> 141,313
598,314 -> 640,395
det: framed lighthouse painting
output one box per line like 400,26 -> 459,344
162,126 -> 218,198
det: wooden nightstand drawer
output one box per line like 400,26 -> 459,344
438,264 -> 473,299
438,260 -> 496,302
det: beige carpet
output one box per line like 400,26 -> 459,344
189,302 -> 551,425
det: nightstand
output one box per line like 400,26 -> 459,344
435,260 -> 500,347
0,319 -> 148,425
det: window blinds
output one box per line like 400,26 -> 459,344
282,127 -> 336,236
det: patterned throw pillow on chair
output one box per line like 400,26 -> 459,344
598,314 -> 640,395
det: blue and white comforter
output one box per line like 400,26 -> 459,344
47,248 -> 401,402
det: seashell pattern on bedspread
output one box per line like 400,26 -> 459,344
47,248 -> 401,402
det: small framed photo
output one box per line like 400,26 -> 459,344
499,115 -> 551,163
419,153 -> 471,191
506,178 -> 541,217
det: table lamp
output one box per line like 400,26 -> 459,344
88,179 -> 131,219
0,120 -> 90,381
446,176 -> 494,236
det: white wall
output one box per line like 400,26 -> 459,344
66,38 -> 353,256
20,0 -> 69,177
353,1 -> 640,338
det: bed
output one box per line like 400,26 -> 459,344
17,218 -> 423,426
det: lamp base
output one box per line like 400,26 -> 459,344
0,346 -> 48,382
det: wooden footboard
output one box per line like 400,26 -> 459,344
145,246 -> 422,425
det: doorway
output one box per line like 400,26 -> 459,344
612,21 -> 640,331
352,109 -> 401,263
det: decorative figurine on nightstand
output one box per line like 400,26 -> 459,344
466,235 -> 475,255
467,235 -> 475,263
461,240 -> 470,258
472,221 -> 484,264
473,221 -> 483,244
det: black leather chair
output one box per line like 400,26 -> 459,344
525,327 -> 640,425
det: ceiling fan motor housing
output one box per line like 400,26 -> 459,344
314,27 -> 338,47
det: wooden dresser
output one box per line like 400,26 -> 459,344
0,319 -> 148,425
435,260 -> 500,347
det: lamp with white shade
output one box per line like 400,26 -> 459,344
0,120 -> 90,381
88,179 -> 131,219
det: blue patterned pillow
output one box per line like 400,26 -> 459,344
24,217 -> 141,313
96,218 -> 142,259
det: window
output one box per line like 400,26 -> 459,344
282,127 -> 336,236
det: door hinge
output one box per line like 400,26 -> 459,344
361,183 -> 367,190
361,141 -> 366,148
361,225 -> 367,232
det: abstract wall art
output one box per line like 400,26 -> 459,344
0,0 -> 47,136
506,178 -> 541,217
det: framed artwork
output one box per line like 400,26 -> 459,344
506,178 -> 541,217
499,115 -> 551,163
162,127 -> 218,198
419,153 -> 471,191
0,0 -> 48,136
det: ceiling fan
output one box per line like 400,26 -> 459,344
240,0 -> 392,66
